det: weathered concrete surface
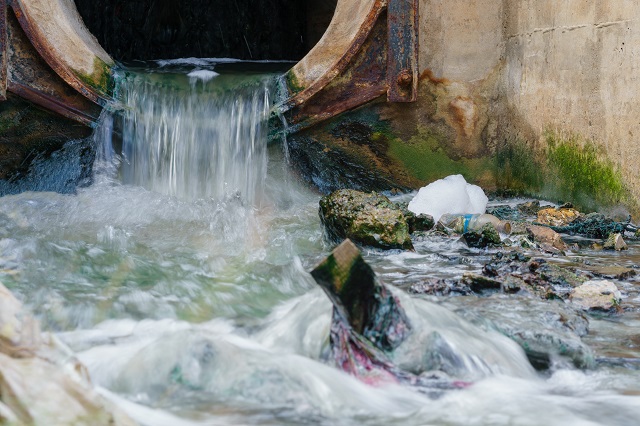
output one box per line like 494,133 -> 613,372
292,0 -> 640,212
419,0 -> 640,209
500,1 -> 640,204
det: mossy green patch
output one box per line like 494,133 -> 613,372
284,70 -> 304,95
387,126 -> 495,184
545,131 -> 627,210
496,140 -> 544,195
73,58 -> 114,99
496,131 -> 631,212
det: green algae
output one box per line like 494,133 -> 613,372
496,131 -> 631,212
284,70 -> 305,95
496,140 -> 543,195
73,58 -> 114,100
386,126 -> 494,185
545,131 -> 627,210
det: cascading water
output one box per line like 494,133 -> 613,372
1,62 -> 640,425
110,68 -> 271,203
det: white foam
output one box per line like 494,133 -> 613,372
407,174 -> 488,222
155,57 -> 296,67
187,69 -> 220,83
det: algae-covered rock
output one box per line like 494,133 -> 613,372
461,223 -> 501,248
397,202 -> 435,233
319,190 -> 413,250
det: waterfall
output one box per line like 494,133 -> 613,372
102,69 -> 273,204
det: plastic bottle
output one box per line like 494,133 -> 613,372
439,213 -> 512,234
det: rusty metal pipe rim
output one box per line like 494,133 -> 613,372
7,0 -> 114,105
279,0 -> 387,112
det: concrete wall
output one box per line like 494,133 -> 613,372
417,0 -> 640,207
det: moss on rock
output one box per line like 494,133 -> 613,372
319,189 -> 414,250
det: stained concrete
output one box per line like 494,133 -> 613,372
415,0 -> 640,207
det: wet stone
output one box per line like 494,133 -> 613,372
570,280 -> 622,312
406,279 -> 472,296
537,207 -> 582,227
604,233 -> 628,251
534,262 -> 587,299
583,265 -> 637,280
478,254 -> 591,301
526,225 -> 568,251
461,223 -> 501,248
447,295 -> 594,370
319,190 -> 413,250
397,202 -> 435,233
502,275 -> 526,294
462,273 -> 502,293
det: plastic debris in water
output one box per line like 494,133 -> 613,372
408,174 -> 488,222
440,213 -> 512,234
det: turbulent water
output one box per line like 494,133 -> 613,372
115,68 -> 271,203
1,63 -> 640,425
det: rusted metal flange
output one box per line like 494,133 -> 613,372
1,0 -> 113,125
279,0 -> 419,133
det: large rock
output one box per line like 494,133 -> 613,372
570,280 -> 622,311
526,225 -> 569,251
319,190 -> 413,250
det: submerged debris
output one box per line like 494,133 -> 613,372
440,213 -> 511,234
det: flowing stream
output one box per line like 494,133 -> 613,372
1,62 -> 640,425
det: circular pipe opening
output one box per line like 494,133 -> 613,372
74,0 -> 338,62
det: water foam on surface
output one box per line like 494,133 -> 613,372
408,174 -> 488,222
